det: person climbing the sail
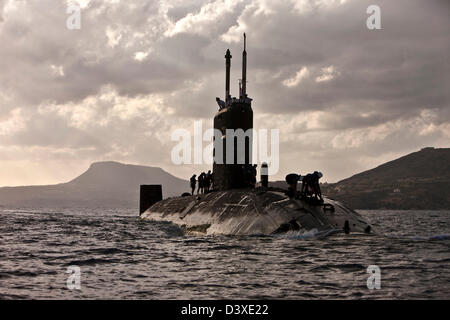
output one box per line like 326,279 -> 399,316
216,97 -> 226,110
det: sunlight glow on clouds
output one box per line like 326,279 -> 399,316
315,65 -> 339,82
0,109 -> 26,136
165,0 -> 244,37
283,67 -> 310,87
134,51 -> 149,62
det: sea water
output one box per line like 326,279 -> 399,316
0,208 -> 449,299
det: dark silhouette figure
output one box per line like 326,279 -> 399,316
216,97 -> 226,110
301,171 -> 323,202
285,173 -> 301,198
301,174 -> 311,198
209,171 -> 215,190
310,171 -> 323,202
197,172 -> 206,194
205,170 -> 212,192
190,175 -> 197,195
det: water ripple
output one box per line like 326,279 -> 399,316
0,208 -> 449,299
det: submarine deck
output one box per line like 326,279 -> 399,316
140,187 -> 372,236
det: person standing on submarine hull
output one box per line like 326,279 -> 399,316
210,171 -> 215,190
205,170 -> 212,193
301,171 -> 323,203
197,173 -> 202,195
300,173 -> 311,198
202,171 -> 207,193
198,172 -> 206,194
311,171 -> 324,202
190,175 -> 197,195
285,173 -> 301,198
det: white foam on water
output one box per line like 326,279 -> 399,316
277,228 -> 341,240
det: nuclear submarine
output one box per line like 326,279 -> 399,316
140,34 -> 373,236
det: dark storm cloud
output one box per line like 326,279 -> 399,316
243,0 -> 449,120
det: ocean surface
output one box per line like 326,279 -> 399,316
0,208 -> 449,299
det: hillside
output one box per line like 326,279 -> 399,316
321,147 -> 450,209
0,162 -> 189,208
1,148 -> 449,210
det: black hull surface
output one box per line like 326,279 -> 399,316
140,188 -> 372,236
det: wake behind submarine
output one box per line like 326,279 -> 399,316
140,35 -> 373,236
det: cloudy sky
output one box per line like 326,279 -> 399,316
0,0 -> 449,186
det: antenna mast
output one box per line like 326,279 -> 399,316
225,49 -> 232,102
241,33 -> 247,98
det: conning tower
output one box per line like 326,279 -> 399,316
213,34 -> 253,190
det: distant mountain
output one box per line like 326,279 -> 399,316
0,162 -> 188,208
2,148 -> 449,210
321,147 -> 450,209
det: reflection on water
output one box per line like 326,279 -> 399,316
0,208 -> 449,299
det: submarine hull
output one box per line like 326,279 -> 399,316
140,188 -> 372,236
